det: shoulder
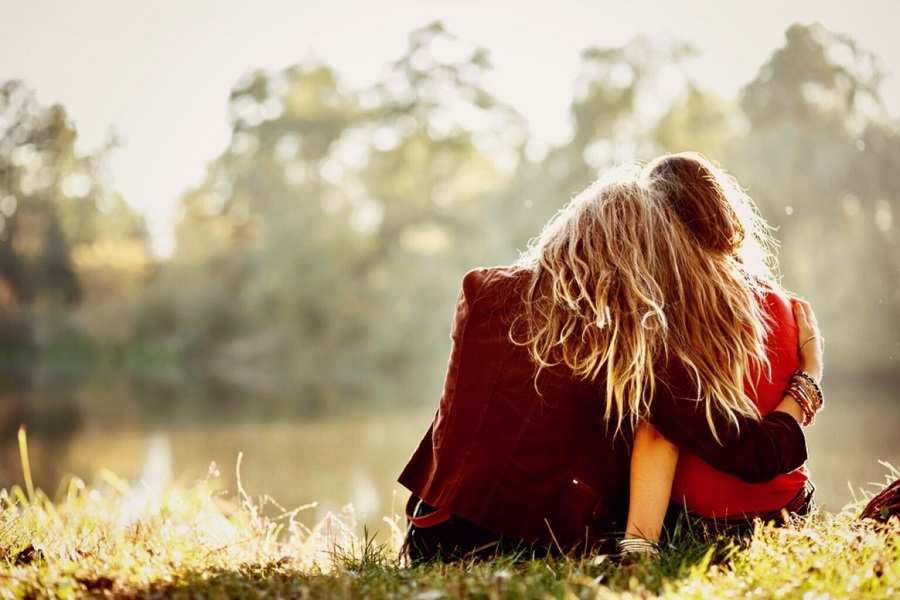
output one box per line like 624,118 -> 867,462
762,285 -> 790,310
461,266 -> 530,303
755,281 -> 799,341
753,279 -> 793,316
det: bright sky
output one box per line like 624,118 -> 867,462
2,0 -> 898,255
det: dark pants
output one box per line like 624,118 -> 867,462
402,495 -> 539,564
405,481 -> 816,562
664,480 -> 817,539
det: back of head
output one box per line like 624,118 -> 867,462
515,165 -> 669,435
642,151 -> 776,280
642,152 -> 745,254
641,152 -> 779,436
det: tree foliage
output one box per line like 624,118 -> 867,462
728,23 -> 900,370
147,23 -> 528,387
4,21 -> 897,385
0,81 -> 152,352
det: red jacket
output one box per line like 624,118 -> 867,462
399,267 -> 808,550
672,287 -> 809,517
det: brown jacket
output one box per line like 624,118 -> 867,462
398,266 -> 807,550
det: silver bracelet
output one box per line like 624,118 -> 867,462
617,537 -> 660,557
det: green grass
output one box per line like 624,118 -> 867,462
1,430 -> 898,598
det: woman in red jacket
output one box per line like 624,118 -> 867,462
398,166 -> 822,562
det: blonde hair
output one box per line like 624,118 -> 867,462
641,151 -> 780,439
513,166 -> 671,437
513,154 -> 781,441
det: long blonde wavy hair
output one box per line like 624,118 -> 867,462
640,151 -> 781,439
513,166 -> 672,437
513,154 -> 781,441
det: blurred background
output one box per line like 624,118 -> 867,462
0,1 -> 897,530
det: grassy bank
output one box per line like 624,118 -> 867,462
0,445 -> 897,598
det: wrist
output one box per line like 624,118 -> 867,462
785,371 -> 825,426
617,537 -> 660,558
777,396 -> 805,424
799,362 -> 823,383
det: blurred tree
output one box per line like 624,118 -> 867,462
569,36 -> 696,169
0,81 -> 80,313
159,22 -> 529,390
492,35 -> 698,255
0,80 -> 153,355
730,23 -> 899,373
350,21 -> 527,378
158,63 -> 364,368
655,84 -> 746,159
235,62 -> 372,369
132,21 -> 900,390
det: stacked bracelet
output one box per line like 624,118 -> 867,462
617,537 -> 660,558
786,370 -> 824,426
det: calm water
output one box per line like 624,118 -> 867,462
0,367 -> 897,532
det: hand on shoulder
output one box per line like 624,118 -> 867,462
792,299 -> 823,382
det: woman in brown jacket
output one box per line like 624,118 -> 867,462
398,166 -> 822,562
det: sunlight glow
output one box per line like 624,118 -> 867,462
0,194 -> 17,216
399,221 -> 449,254
875,200 -> 893,232
842,193 -> 861,216
229,132 -> 260,156
62,172 -> 93,198
274,133 -> 302,161
348,198 -> 384,235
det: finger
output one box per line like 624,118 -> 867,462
793,299 -> 818,328
798,298 -> 818,325
792,299 -> 811,327
807,304 -> 819,325
792,298 -> 810,313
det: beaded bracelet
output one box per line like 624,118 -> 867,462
789,382 -> 816,426
788,382 -> 816,426
786,371 -> 824,426
792,371 -> 824,410
792,374 -> 823,414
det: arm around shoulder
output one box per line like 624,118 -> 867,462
649,364 -> 808,484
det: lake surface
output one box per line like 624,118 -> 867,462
0,367 -> 896,534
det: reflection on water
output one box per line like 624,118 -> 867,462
140,431 -> 173,495
0,367 -> 436,531
0,367 -> 897,531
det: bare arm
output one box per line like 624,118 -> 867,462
648,299 -> 824,483
621,299 -> 824,553
624,420 -> 679,544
